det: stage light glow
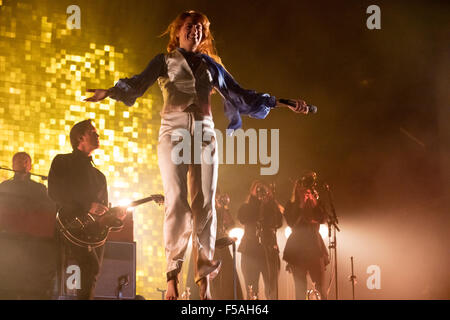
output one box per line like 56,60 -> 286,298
319,224 -> 328,239
228,227 -> 244,245
117,199 -> 132,207
285,225 -> 328,239
116,198 -> 137,213
285,226 -> 292,238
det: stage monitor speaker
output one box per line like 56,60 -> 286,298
95,241 -> 136,300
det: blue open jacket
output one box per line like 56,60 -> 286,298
108,48 -> 277,131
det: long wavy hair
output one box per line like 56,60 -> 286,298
161,10 -> 222,64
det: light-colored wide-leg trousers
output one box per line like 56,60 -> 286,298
158,111 -> 219,283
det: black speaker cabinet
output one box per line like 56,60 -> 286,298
95,241 -> 136,300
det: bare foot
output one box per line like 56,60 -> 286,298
165,279 -> 179,300
198,277 -> 211,300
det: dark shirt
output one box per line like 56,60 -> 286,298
283,200 -> 329,266
238,196 -> 282,254
0,173 -> 53,212
284,200 -> 327,229
107,48 -> 277,131
48,149 -> 108,219
178,49 -> 203,74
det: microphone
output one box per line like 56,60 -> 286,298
278,99 -> 318,114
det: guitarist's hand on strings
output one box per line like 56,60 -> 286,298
114,207 -> 128,221
89,202 -> 108,216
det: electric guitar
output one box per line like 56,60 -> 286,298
56,194 -> 164,248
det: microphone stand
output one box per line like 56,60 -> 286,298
349,256 -> 356,300
116,275 -> 129,300
156,288 -> 166,300
232,240 -> 237,300
324,182 -> 340,300
215,236 -> 238,300
0,166 -> 48,180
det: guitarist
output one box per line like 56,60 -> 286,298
48,119 -> 125,299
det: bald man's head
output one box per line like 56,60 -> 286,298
12,152 -> 32,173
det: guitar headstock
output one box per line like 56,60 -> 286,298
151,194 -> 165,205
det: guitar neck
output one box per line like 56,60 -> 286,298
129,196 -> 157,207
111,195 -> 159,210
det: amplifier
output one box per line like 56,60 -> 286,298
94,241 -> 136,300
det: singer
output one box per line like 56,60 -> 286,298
84,10 -> 310,300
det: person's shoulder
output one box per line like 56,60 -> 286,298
151,52 -> 166,61
131,53 -> 166,76
93,166 -> 107,180
53,152 -> 71,161
95,167 -> 106,177
149,53 -> 168,71
200,53 -> 220,66
50,153 -> 73,168
165,50 -> 178,59
53,152 -> 72,160
29,179 -> 48,191
0,178 -> 14,184
0,178 -> 14,188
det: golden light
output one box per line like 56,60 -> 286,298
319,224 -> 329,239
285,226 -> 292,238
228,227 -> 244,245
0,0 -> 164,299
285,225 -> 328,239
117,198 -> 132,207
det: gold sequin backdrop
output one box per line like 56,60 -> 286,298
0,0 -> 167,299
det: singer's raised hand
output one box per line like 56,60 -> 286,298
84,89 -> 109,102
289,99 -> 309,114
